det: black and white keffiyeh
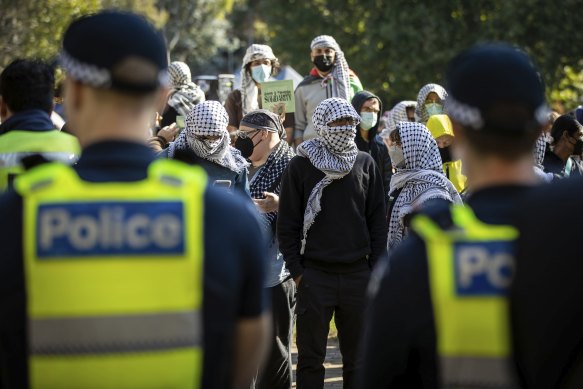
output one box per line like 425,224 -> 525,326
167,61 -> 205,117
380,100 -> 417,139
168,100 -> 248,173
415,83 -> 448,124
533,133 -> 553,182
241,44 -> 277,115
388,122 -> 463,251
296,97 -> 360,254
311,35 -> 352,101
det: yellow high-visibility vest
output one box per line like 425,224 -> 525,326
0,129 -> 80,191
412,205 -> 519,388
15,159 -> 206,389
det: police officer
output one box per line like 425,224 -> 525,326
0,11 -> 269,389
0,59 -> 80,191
360,43 -> 548,388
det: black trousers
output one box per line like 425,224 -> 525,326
256,278 -> 296,389
295,267 -> 371,389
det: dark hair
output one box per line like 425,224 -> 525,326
0,59 -> 55,114
550,114 -> 582,146
389,127 -> 401,145
457,102 -> 541,160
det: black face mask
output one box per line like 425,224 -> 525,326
313,55 -> 334,72
439,146 -> 453,163
234,134 -> 262,159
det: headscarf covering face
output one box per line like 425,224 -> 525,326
415,83 -> 448,124
387,122 -> 462,251
243,109 -> 296,234
380,100 -> 417,139
167,61 -> 205,117
310,35 -> 351,101
168,100 -> 248,173
241,44 -> 277,115
296,98 -> 360,254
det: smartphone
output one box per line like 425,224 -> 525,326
213,180 -> 232,189
175,115 -> 185,134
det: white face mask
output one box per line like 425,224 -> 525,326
425,102 -> 444,117
360,111 -> 378,131
251,64 -> 271,84
388,145 -> 406,168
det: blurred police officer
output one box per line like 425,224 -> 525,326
0,59 -> 80,191
0,11 -> 269,389
360,43 -> 549,388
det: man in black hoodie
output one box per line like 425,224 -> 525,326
278,97 -> 387,388
352,90 -> 392,203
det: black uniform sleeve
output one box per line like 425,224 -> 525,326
276,157 -> 305,279
360,234 -> 438,388
365,157 -> 389,267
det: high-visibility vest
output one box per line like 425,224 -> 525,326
0,129 -> 80,191
411,205 -> 519,388
14,159 -> 206,389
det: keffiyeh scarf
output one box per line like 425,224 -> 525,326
168,100 -> 248,173
533,133 -> 553,182
167,61 -> 205,117
415,83 -> 448,124
296,97 -> 360,254
311,35 -> 351,101
388,122 -> 463,251
380,100 -> 417,139
240,44 -> 277,115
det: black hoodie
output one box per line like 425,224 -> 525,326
351,91 -> 392,204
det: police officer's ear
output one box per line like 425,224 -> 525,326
63,77 -> 85,112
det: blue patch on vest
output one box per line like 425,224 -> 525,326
453,241 -> 515,296
36,201 -> 185,258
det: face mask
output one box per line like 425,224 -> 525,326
322,125 -> 355,153
360,112 -> 378,131
313,55 -> 335,72
425,103 -> 443,117
234,132 -> 262,159
388,145 -> 406,168
439,146 -> 453,163
251,64 -> 271,84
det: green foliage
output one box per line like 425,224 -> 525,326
256,0 -> 583,111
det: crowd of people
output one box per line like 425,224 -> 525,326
1,8 -> 583,389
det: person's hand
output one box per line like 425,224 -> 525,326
253,192 -> 279,213
158,123 -> 180,143
294,275 -> 303,287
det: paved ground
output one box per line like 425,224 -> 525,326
291,337 -> 343,388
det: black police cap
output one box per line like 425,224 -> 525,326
60,10 -> 168,94
445,43 -> 549,133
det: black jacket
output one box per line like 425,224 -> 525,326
351,90 -> 392,203
277,152 -> 388,279
360,186 -> 534,388
543,148 -> 583,178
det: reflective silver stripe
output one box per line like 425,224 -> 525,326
30,311 -> 201,355
0,152 -> 78,168
441,355 -> 519,389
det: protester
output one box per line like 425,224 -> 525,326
533,132 -> 553,182
239,109 -> 296,389
224,44 -> 294,143
0,59 -> 80,191
161,100 -> 250,196
0,11 -> 269,389
386,121 -> 462,252
379,100 -> 417,148
415,83 -> 448,124
351,90 -> 392,202
361,43 -> 548,388
294,35 -> 363,145
277,97 -> 387,388
542,114 -> 583,178
160,61 -> 205,128
426,114 -> 467,192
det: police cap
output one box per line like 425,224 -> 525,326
445,43 -> 549,134
60,10 -> 168,94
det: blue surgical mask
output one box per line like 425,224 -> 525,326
425,102 -> 443,117
360,112 -> 378,131
251,64 -> 271,84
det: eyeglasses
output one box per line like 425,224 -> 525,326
237,129 -> 261,139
